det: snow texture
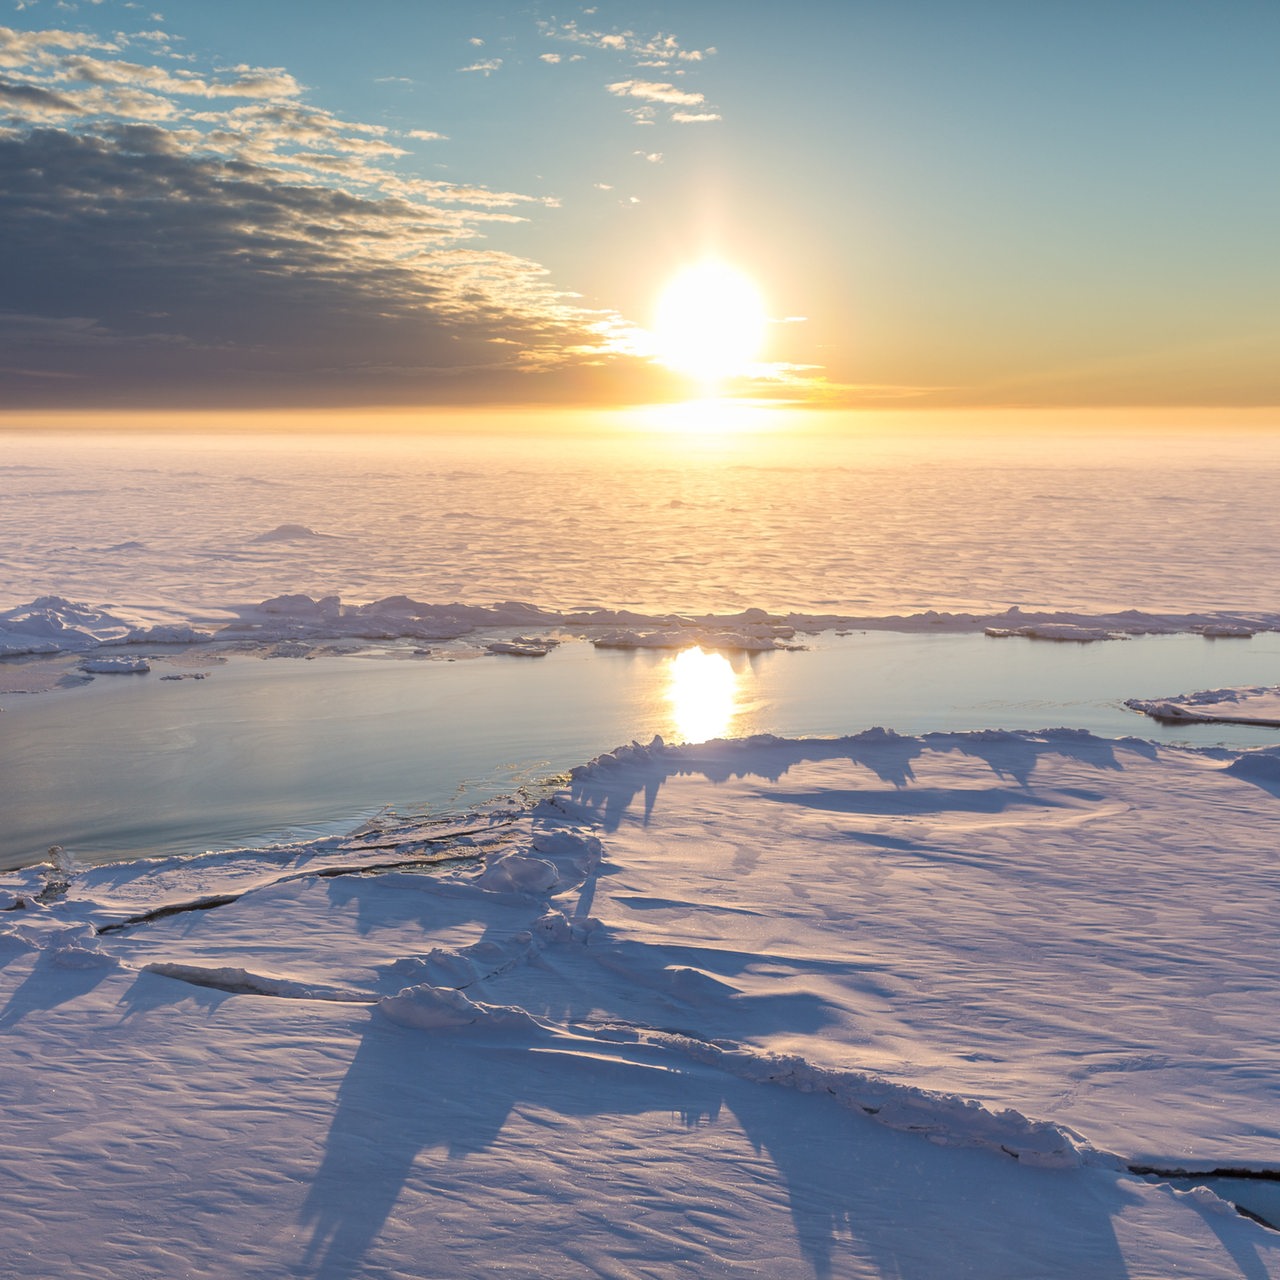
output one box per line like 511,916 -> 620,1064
3,730 -> 1280,1277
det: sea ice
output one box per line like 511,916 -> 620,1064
78,655 -> 151,674
1127,685 -> 1280,727
2,730 -> 1279,1276
5,589 -> 1280,662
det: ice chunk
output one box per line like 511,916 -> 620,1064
1126,686 -> 1280,728
378,983 -> 539,1031
474,853 -> 560,895
78,656 -> 150,674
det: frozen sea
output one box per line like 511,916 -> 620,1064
4,417 -> 1280,1278
4,416 -> 1280,620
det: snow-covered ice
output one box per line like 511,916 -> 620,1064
5,591 -> 1280,667
3,729 -> 1280,1277
4,426 -> 1280,624
1127,686 -> 1280,728
78,655 -> 151,674
5,427 -> 1280,1274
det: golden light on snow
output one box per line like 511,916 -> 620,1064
652,260 -> 767,387
667,646 -> 737,743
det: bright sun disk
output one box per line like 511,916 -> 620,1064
652,261 -> 766,386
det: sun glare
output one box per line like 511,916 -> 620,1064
652,260 -> 766,387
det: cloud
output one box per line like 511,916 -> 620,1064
0,27 -> 657,408
608,80 -> 704,107
0,76 -> 81,115
457,58 -> 501,76
536,18 -> 721,123
608,80 -> 720,124
0,25 -> 114,62
538,19 -> 715,69
49,51 -> 302,98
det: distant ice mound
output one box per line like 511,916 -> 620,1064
125,623 -> 213,645
220,593 -> 563,645
250,523 -> 336,543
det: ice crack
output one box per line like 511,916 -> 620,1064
143,961 -> 376,1003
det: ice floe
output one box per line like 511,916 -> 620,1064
78,655 -> 151,674
1127,686 -> 1280,728
485,636 -> 559,656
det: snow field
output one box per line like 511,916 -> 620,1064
4,729 -> 1280,1275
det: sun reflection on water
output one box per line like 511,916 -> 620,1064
667,646 -> 738,743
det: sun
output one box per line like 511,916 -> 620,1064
652,260 -> 766,386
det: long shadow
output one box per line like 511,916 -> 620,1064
1224,749 -> 1280,799
296,1015 -> 726,1279
570,728 -> 1153,833
722,1075 -> 1136,1280
294,1004 -> 1141,1280
0,946 -> 117,1029
1184,1190 -> 1280,1280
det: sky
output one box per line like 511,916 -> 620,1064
1,0 -> 1278,416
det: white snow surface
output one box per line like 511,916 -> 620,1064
3,729 -> 1280,1277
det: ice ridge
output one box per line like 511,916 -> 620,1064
5,591 -> 1280,658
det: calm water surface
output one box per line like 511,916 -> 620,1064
3,629 -> 1279,869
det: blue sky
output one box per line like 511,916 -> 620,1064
1,0 -> 1277,413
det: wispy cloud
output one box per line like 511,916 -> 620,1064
608,80 -> 704,107
537,18 -> 720,124
607,79 -> 719,124
538,19 -> 715,68
457,57 -> 501,76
